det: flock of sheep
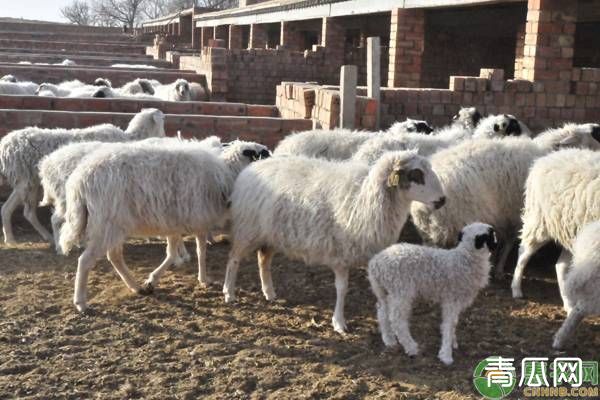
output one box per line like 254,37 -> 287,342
0,73 -> 207,101
0,101 -> 598,366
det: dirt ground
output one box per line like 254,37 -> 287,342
1,215 -> 599,400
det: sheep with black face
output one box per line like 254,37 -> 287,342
368,222 -> 496,365
473,114 -> 532,138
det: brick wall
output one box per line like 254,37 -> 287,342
0,39 -> 146,55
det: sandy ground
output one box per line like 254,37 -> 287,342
1,214 -> 599,400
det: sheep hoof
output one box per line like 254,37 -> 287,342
439,354 -> 454,365
198,279 -> 213,289
74,302 -> 87,313
263,291 -> 276,301
552,336 -> 565,350
511,287 -> 523,298
224,293 -> 236,303
139,282 -> 154,295
332,318 -> 348,335
4,239 -> 17,246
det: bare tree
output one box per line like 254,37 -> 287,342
61,0 -> 93,25
92,0 -> 148,28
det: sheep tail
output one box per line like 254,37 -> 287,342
59,188 -> 87,255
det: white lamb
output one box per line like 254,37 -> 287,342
0,80 -> 39,95
473,114 -> 532,138
368,222 -> 496,365
552,221 -> 600,350
35,78 -> 112,98
153,79 -> 192,101
0,108 -> 165,244
222,150 -> 446,333
511,149 -> 600,305
410,124 -> 600,279
0,74 -> 17,83
58,140 -> 270,312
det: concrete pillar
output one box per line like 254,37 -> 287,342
321,17 -> 344,59
229,25 -> 243,49
192,25 -> 201,49
367,37 -> 381,129
387,8 -> 425,88
513,23 -> 526,79
201,27 -> 214,48
280,21 -> 303,51
521,0 -> 577,84
340,65 -> 357,129
249,24 -> 267,49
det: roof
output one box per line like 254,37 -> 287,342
192,0 -> 525,27
142,7 -> 216,27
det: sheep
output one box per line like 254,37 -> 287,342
0,108 -> 165,244
0,80 -> 39,95
511,149 -> 600,303
450,106 -> 482,130
110,64 -> 158,69
368,222 -> 496,365
388,119 -> 434,135
117,78 -> 155,96
58,140 -> 270,312
18,59 -> 76,66
36,78 -> 112,98
273,118 -> 435,161
410,124 -> 600,280
221,150 -> 446,333
154,79 -> 192,101
0,74 -> 17,83
553,221 -> 600,350
190,82 -> 209,101
39,135 -> 224,254
472,114 -> 532,138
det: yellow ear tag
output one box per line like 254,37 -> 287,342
387,172 -> 400,187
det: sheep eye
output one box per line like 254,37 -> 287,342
407,168 -> 425,185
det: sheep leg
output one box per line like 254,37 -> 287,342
23,186 -> 53,243
107,245 -> 141,294
257,247 -> 276,301
439,303 -> 460,365
73,244 -> 104,312
331,266 -> 349,334
376,296 -> 397,347
389,298 -> 419,356
511,240 -> 545,298
177,237 -> 191,264
50,212 -> 65,254
223,250 -> 242,303
553,304 -> 585,350
494,239 -> 516,279
555,249 -> 573,313
1,188 -> 22,244
142,236 -> 181,293
196,233 -> 212,288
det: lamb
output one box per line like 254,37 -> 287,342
222,150 -> 446,333
0,74 -> 17,83
552,221 -> 600,350
273,119 -> 432,161
36,78 -> 112,98
511,149 -> 600,304
410,124 -> 600,280
110,64 -> 158,69
368,222 -> 496,365
153,79 -> 192,101
58,140 -> 270,312
117,78 -> 155,96
472,114 -> 532,138
0,108 -> 165,244
449,106 -> 482,130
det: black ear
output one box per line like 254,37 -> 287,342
486,229 -> 498,251
407,168 -> 425,185
416,122 -> 433,134
493,123 -> 500,132
242,149 -> 258,161
93,89 -> 106,98
472,110 -> 482,126
506,119 -> 522,136
452,114 -> 459,121
475,234 -> 486,249
259,149 -> 271,159
457,231 -> 463,243
139,79 -> 155,95
592,126 -> 600,143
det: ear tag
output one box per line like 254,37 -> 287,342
387,171 -> 400,187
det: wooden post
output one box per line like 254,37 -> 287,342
367,37 -> 381,129
340,65 -> 357,129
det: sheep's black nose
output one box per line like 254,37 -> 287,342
434,196 -> 446,209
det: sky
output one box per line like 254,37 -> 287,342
1,0 -> 71,23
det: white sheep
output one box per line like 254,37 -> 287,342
116,78 -> 156,96
273,119 -> 432,161
511,149 -> 600,304
58,140 -> 270,312
473,114 -> 532,138
153,79 -> 192,101
368,222 -> 496,365
0,74 -> 17,83
110,64 -> 157,69
0,80 -> 39,95
222,150 -> 446,333
0,108 -> 165,244
18,59 -> 76,66
36,78 -> 112,98
553,221 -> 600,350
410,124 -> 600,280
450,106 -> 482,130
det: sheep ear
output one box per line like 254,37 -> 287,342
472,110 -> 482,126
93,89 -> 106,98
592,126 -> 600,143
259,149 -> 271,159
457,231 -> 463,243
407,168 -> 425,185
243,149 -> 258,161
486,230 -> 498,251
558,134 -> 578,148
474,234 -> 486,249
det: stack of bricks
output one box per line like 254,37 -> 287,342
312,88 -> 340,130
180,47 -> 228,101
388,9 -> 425,88
276,82 -> 316,119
